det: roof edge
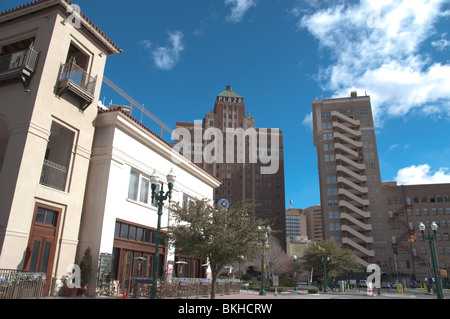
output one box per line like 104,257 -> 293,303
0,0 -> 122,55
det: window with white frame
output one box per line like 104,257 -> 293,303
128,169 -> 159,207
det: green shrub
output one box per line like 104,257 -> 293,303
242,273 -> 253,281
278,277 -> 294,287
308,288 -> 319,294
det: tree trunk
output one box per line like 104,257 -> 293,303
210,271 -> 218,299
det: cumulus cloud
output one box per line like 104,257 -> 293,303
141,31 -> 184,71
293,0 -> 450,125
394,164 -> 450,185
225,0 -> 257,23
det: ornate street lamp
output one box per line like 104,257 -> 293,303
150,168 -> 176,299
259,226 -> 271,296
418,221 -> 445,299
318,246 -> 330,293
293,255 -> 298,291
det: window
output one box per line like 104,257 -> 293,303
127,169 -> 158,206
321,112 -> 331,119
327,188 -> 338,196
322,122 -> 332,129
128,170 -> 139,201
39,121 -> 75,192
115,221 -> 160,245
140,177 -> 150,204
35,207 -> 58,226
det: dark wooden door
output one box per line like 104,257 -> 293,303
25,205 -> 60,295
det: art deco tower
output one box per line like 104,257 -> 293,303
176,86 -> 286,244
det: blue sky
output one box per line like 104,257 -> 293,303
2,0 -> 450,209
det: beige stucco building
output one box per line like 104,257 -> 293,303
0,0 -> 121,295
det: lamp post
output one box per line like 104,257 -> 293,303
238,255 -> 244,289
293,255 -> 298,291
318,246 -> 330,293
259,226 -> 271,296
418,221 -> 445,300
150,168 -> 175,299
176,261 -> 188,278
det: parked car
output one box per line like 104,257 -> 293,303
359,280 -> 367,287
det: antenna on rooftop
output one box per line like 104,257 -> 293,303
102,77 -> 173,138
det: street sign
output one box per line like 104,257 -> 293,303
218,199 -> 229,210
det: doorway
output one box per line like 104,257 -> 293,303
24,204 -> 61,295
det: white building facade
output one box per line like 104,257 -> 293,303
78,108 -> 221,295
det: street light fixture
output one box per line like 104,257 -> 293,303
258,226 -> 271,296
293,255 -> 298,291
150,168 -> 176,299
418,221 -> 445,299
318,246 -> 330,293
238,256 -> 244,289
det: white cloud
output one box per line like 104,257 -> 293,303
302,112 -> 313,130
394,164 -> 450,185
142,31 -> 184,71
432,33 -> 450,51
225,0 -> 257,23
97,100 -> 108,110
294,0 -> 450,125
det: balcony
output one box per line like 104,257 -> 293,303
57,61 -> 97,111
39,159 -> 68,192
0,47 -> 40,91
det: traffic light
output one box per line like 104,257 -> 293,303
408,234 -> 417,243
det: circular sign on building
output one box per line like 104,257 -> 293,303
218,199 -> 229,210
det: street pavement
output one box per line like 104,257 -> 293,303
45,285 -> 448,300
195,289 -> 440,299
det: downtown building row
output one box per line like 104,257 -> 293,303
313,92 -> 450,285
0,0 -> 220,296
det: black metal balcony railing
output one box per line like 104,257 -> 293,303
39,159 -> 68,191
57,61 -> 97,110
0,47 -> 40,90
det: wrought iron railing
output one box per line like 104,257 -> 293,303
0,269 -> 46,299
39,159 -> 68,191
59,61 -> 96,96
132,278 -> 241,299
0,47 -> 40,75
